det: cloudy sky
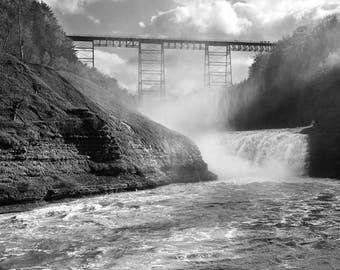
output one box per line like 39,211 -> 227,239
43,0 -> 340,95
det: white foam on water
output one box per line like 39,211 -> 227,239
194,130 -> 309,182
137,87 -> 309,182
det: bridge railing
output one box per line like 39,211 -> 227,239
67,34 -> 275,52
67,34 -> 275,99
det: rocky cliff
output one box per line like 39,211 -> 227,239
222,15 -> 340,179
0,55 -> 216,206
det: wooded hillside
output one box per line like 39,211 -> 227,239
224,15 -> 340,131
0,0 -> 134,106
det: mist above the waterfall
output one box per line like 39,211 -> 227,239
138,83 -> 309,180
139,89 -> 225,135
137,45 -> 314,180
138,49 -> 254,134
140,94 -> 309,179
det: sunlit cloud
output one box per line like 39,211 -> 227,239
45,0 -> 340,95
87,15 -> 101,24
94,49 -> 137,91
142,0 -> 340,40
42,0 -> 99,14
146,0 -> 252,37
138,21 -> 146,28
42,0 -> 124,14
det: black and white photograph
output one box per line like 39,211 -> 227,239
0,0 -> 339,269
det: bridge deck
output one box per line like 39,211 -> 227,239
67,35 -> 274,52
68,34 -> 275,97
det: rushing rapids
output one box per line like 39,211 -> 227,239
0,130 -> 339,270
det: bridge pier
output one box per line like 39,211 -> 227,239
204,45 -> 232,89
73,41 -> 94,68
69,35 -> 274,100
138,42 -> 165,101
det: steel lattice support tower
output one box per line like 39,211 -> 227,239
204,45 -> 232,90
73,41 -> 94,68
68,35 -> 274,100
138,42 -> 165,100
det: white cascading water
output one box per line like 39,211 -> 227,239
139,88 -> 309,180
4,90 -> 339,270
195,129 -> 309,180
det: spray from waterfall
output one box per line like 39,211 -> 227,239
139,89 -> 309,180
195,130 -> 308,181
139,88 -> 227,134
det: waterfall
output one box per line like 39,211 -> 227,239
195,129 -> 309,180
137,89 -> 309,180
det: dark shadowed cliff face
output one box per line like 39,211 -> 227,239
0,55 -> 215,205
221,15 -> 340,179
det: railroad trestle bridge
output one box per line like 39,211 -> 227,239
67,35 -> 275,99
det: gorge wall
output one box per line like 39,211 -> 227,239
221,15 -> 340,179
0,55 -> 215,206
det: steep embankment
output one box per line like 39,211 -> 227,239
0,55 -> 215,206
58,71 -> 135,111
223,15 -> 340,179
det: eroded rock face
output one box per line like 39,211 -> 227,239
306,130 -> 340,179
0,58 -> 216,205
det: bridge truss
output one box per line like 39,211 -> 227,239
204,45 -> 232,89
73,41 -> 95,68
138,42 -> 165,99
68,35 -> 274,99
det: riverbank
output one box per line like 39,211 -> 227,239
0,177 -> 197,215
0,55 -> 215,207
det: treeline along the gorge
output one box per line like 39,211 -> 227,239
0,0 -> 215,206
222,15 -> 340,178
0,0 -> 76,66
224,15 -> 340,131
0,0 -> 134,106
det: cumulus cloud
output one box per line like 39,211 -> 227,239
95,50 -> 125,75
142,0 -> 340,40
42,0 -> 98,14
42,0 -> 123,14
94,49 -> 138,91
139,21 -> 146,28
234,0 -> 340,23
45,0 -> 340,95
147,0 -> 252,37
87,15 -> 101,24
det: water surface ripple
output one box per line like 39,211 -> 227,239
0,178 -> 339,270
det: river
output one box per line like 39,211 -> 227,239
0,130 -> 339,270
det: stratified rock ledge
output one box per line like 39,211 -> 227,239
0,56 -> 216,208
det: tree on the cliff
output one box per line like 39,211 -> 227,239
227,14 -> 340,129
0,0 -> 77,65
0,0 -> 134,107
0,0 -> 22,55
28,1 -> 77,65
9,95 -> 25,121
